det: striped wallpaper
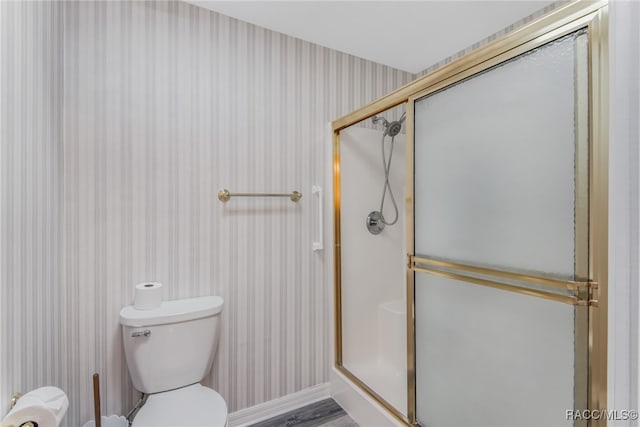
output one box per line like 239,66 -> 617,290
2,1 -> 413,426
0,0 -> 560,426
0,0 -> 65,421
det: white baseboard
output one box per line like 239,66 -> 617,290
227,383 -> 331,427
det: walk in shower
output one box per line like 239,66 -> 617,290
332,2 -> 608,426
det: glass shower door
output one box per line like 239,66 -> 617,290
412,30 -> 590,427
336,105 -> 408,420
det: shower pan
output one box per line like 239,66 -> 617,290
331,2 -> 609,426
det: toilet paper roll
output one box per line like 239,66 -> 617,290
134,282 -> 163,310
1,386 -> 68,427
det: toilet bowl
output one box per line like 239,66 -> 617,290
120,295 -> 227,426
132,384 -> 227,427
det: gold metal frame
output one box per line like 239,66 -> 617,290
588,5 -> 609,424
332,1 -> 608,425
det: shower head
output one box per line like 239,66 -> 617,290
384,112 -> 406,137
385,121 -> 403,137
367,112 -> 405,235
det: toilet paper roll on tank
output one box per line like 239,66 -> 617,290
0,387 -> 68,427
133,282 -> 163,310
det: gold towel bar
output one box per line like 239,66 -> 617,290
218,189 -> 302,202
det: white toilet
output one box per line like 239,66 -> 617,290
119,295 -> 227,427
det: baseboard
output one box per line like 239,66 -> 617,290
227,383 -> 331,427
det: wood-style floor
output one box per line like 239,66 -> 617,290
248,398 -> 359,427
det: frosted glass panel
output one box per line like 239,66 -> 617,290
414,32 -> 586,279
415,274 -> 575,427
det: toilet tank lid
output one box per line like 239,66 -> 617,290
120,296 -> 224,327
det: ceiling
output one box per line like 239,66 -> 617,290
185,1 -> 556,74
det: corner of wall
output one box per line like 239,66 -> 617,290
0,0 -> 5,414
608,0 -> 640,419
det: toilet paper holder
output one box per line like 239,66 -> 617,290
7,393 -> 37,427
4,387 -> 68,427
10,392 -> 22,409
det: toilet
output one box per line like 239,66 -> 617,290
119,295 -> 227,426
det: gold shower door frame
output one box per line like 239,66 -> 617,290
332,2 -> 609,426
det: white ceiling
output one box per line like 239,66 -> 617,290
185,1 -> 556,74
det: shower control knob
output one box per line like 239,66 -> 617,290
366,211 -> 385,235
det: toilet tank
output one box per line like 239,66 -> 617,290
120,296 -> 224,394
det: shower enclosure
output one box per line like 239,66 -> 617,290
332,2 -> 608,426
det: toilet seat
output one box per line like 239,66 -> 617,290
132,383 -> 227,427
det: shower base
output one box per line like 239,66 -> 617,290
345,299 -> 407,415
348,361 -> 407,414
